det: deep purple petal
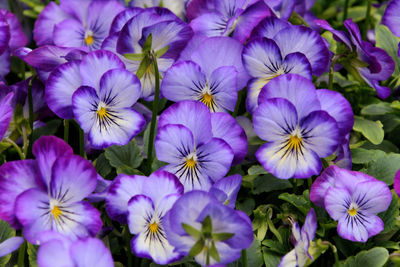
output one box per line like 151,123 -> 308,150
253,98 -> 299,141
251,16 -> 290,39
316,89 -> 354,136
302,208 -> 317,241
33,135 -> 74,187
70,238 -> 114,267
383,0 -> 400,37
0,92 -> 13,140
314,19 -> 352,49
258,74 -> 321,119
281,52 -> 312,79
33,2 -> 72,46
50,155 -> 98,203
110,7 -> 143,34
106,174 -> 147,223
45,61 -> 82,119
0,16 -> 10,55
0,10 -> 26,49
211,113 -> 247,165
158,100 -> 213,146
0,49 -> 10,78
395,169 -> 400,198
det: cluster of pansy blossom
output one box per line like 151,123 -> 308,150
1,0 -> 400,266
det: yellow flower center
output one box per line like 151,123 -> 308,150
348,207 -> 357,216
97,106 -> 107,119
51,205 -> 62,220
185,157 -> 197,169
288,135 -> 302,151
201,93 -> 214,110
84,35 -> 94,45
149,222 -> 159,233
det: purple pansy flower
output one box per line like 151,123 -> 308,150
34,0 -> 124,50
37,231 -> 113,267
162,37 -> 248,113
106,170 -> 184,264
0,91 -> 13,141
253,74 -> 341,179
310,165 -> 392,242
316,18 -> 395,99
209,174 -> 242,208
129,0 -> 187,19
155,101 -> 245,191
0,136 -> 102,243
383,0 -> 400,37
164,190 -> 253,266
103,7 -> 193,100
186,0 -> 273,43
242,36 -> 312,113
279,208 -> 317,267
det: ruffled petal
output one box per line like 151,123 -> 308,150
53,19 -> 86,49
324,187 -> 351,220
353,180 -> 392,214
37,239 -> 73,267
70,238 -> 114,267
337,214 -> 383,243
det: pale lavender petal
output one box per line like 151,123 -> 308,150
211,113 -> 247,165
45,61 -> 82,119
71,86 -> 98,132
99,69 -> 141,108
256,141 -> 321,179
59,0 -> 91,22
33,135 -> 74,187
316,89 -> 354,136
190,36 -> 250,89
278,249 -> 297,267
0,160 -> 42,228
33,2 -> 71,46
70,238 -> 114,267
127,195 -> 154,234
251,16 -> 290,39
281,52 -> 312,79
353,180 -> 392,214
106,174 -> 147,223
50,155 -> 98,203
309,165 -> 341,207
300,110 -> 340,158
211,174 -> 242,208
273,25 -> 330,76
190,12 -> 229,37
0,237 -> 24,257
324,187 -> 351,220
158,100 -> 213,146
383,0 -> 400,37
79,50 -> 125,90
302,208 -> 316,241
37,239 -> 73,267
0,10 -> 26,49
258,74 -> 321,119
208,66 -> 238,112
337,214 -> 383,242
53,19 -> 87,48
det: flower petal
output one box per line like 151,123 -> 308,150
127,195 -> 155,234
353,180 -> 392,214
0,92 -> 13,140
0,237 -> 24,257
70,238 -> 114,267
337,214 -> 383,243
210,174 -> 242,208
53,19 -> 86,49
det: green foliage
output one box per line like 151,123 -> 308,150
341,247 -> 389,267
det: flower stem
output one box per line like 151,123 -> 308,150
123,225 -> 133,267
146,53 -> 160,174
363,0 -> 372,40
64,120 -> 69,143
27,81 -> 34,157
17,241 -> 26,267
241,249 -> 248,267
78,126 -> 85,158
331,244 -> 340,267
343,0 -> 349,21
233,88 -> 244,117
5,138 -> 25,160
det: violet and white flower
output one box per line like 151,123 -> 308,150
155,101 -> 241,191
164,190 -> 253,266
162,37 -> 248,113
310,165 -> 392,242
316,18 -> 395,99
46,50 -> 145,148
0,136 -> 102,243
186,0 -> 273,43
253,74 -> 341,179
279,208 -> 317,267
37,231 -> 113,267
34,0 -> 124,50
129,0 -> 187,19
103,7 -> 193,100
106,170 -> 184,264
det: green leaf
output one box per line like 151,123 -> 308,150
94,153 -> 112,178
155,46 -> 169,58
212,232 -> 234,242
246,238 -> 264,267
342,247 -> 389,267
114,262 -> 125,267
378,191 -> 399,233
123,53 -> 143,61
182,223 -> 201,239
116,165 -> 144,175
31,120 -> 61,143
353,116 -> 384,145
27,243 -> 39,267
376,24 -> 400,76
262,248 -> 282,267
0,220 -> 17,266
278,191 -> 311,215
261,239 -> 286,254
136,56 -> 152,79
209,242 -> 221,262
248,165 -> 268,175
142,34 -> 153,53
202,216 -> 212,235
105,139 -> 143,170
188,239 -> 204,258
252,174 -> 292,194
361,102 -> 394,115
350,148 -> 386,164
365,153 -> 400,185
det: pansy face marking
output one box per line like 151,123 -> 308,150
84,30 -> 95,46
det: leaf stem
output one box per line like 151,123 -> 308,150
27,81 -> 34,157
17,241 -> 26,267
241,249 -> 248,267
5,138 -> 25,160
331,244 -> 340,267
343,0 -> 349,22
146,52 -> 160,174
